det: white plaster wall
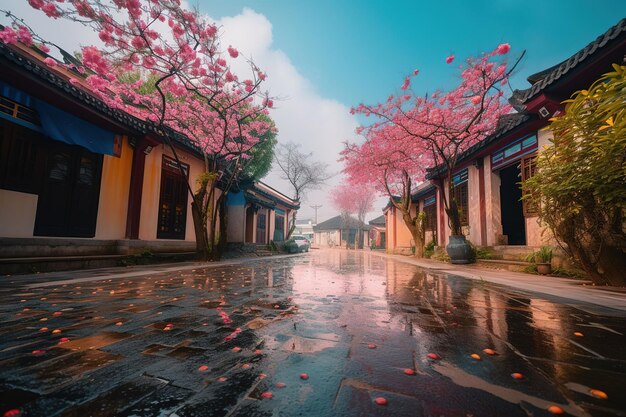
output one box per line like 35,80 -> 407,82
537,129 -> 553,150
0,189 -> 37,237
315,230 -> 340,247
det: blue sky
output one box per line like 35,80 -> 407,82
195,0 -> 625,219
200,0 -> 625,107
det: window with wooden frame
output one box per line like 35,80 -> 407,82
157,155 -> 189,239
423,195 -> 437,232
521,153 -> 539,217
451,169 -> 469,226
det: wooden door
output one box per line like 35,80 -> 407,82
256,210 -> 266,244
34,144 -> 102,237
157,156 -> 188,240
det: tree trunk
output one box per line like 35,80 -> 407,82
191,201 -> 210,260
286,210 -> 297,239
401,210 -> 425,258
217,196 -> 228,257
447,194 -> 463,236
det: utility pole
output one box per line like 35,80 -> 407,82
310,204 -> 322,224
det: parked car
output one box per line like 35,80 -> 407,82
285,235 -> 310,253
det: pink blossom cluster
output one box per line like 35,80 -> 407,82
1,0 -> 274,163
343,45 -> 514,202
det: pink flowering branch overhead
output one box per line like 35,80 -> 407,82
346,44 -> 522,237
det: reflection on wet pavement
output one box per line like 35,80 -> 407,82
1,251 -> 625,416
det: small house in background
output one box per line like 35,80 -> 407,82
226,181 -> 299,248
313,215 -> 370,249
368,215 -> 386,249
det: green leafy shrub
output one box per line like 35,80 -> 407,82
522,65 -> 626,286
424,240 -> 436,258
524,246 -> 553,263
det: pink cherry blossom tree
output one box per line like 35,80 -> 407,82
341,123 -> 431,256
331,181 -> 375,249
349,45 -> 522,242
1,0 -> 275,260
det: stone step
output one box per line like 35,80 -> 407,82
483,246 -> 537,261
0,252 -> 196,275
476,258 -> 534,272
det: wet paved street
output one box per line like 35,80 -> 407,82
1,251 -> 626,417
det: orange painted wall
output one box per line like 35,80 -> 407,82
385,206 -> 414,252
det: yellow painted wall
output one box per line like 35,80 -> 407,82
0,189 -> 38,237
466,165 -> 481,245
95,136 -> 133,239
139,144 -> 206,242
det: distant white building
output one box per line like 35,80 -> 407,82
294,219 -> 315,240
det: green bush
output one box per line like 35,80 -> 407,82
431,247 -> 451,262
522,65 -> 626,286
424,240 -> 436,258
283,238 -> 298,254
524,246 -> 552,263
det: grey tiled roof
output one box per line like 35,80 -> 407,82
425,113 -> 532,180
0,42 -> 201,155
510,17 -> 626,105
313,215 -> 370,231
368,215 -> 386,226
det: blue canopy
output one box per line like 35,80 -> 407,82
0,80 -> 115,155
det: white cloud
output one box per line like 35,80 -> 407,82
1,5 -> 380,222
215,9 -> 363,222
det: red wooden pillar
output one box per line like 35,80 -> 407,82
438,182 -> 446,246
477,159 -> 487,246
125,135 -> 160,239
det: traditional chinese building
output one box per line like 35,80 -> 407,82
0,38 -> 295,272
385,18 -> 625,258
226,181 -> 299,247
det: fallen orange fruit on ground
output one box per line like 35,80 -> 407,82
547,405 -> 564,414
511,373 -> 524,380
483,348 -> 497,355
589,389 -> 608,399
470,354 -> 481,360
